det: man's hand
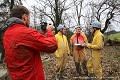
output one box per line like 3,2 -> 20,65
70,53 -> 73,56
47,23 -> 53,30
68,52 -> 73,56
82,42 -> 88,47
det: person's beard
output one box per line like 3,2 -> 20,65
61,31 -> 64,34
60,30 -> 64,35
92,29 -> 96,35
26,23 -> 29,27
76,33 -> 80,36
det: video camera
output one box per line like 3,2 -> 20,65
38,22 -> 52,32
40,22 -> 47,31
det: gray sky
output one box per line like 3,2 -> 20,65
22,0 -> 120,32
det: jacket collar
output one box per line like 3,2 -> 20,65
6,17 -> 25,27
94,30 -> 101,35
58,32 -> 63,36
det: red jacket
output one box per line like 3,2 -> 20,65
3,24 -> 57,80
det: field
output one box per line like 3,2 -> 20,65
42,46 -> 120,80
107,33 -> 120,41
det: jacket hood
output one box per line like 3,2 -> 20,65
6,17 -> 25,27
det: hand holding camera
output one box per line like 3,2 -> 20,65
40,22 -> 53,31
47,23 -> 53,30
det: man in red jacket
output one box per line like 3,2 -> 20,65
3,5 -> 57,80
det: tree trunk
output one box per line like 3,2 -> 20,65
10,0 -> 14,12
101,19 -> 110,33
101,13 -> 113,33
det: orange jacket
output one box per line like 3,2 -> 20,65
70,33 -> 87,50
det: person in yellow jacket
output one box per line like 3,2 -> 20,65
70,26 -> 88,76
86,21 -> 104,79
55,24 -> 70,79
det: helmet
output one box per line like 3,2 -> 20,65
57,24 -> 65,30
75,26 -> 81,29
91,21 -> 101,29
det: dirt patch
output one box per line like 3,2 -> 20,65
0,46 -> 119,80
42,46 -> 120,80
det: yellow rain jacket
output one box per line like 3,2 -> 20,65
55,32 -> 70,73
55,32 -> 70,57
87,30 -> 104,79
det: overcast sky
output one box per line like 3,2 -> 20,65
22,0 -> 91,27
22,0 -> 120,32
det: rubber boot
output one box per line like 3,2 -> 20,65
75,62 -> 82,75
88,73 -> 95,80
60,71 -> 63,79
59,71 -> 67,79
82,60 -> 88,76
52,73 -> 60,80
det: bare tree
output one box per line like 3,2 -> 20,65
34,0 -> 73,34
72,0 -> 84,25
0,0 -> 23,24
89,0 -> 120,33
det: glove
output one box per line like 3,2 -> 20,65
69,52 -> 73,56
68,53 -> 73,56
68,54 -> 70,56
70,53 -> 73,56
83,42 -> 88,47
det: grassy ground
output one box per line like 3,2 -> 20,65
42,46 -> 120,80
107,33 -> 120,41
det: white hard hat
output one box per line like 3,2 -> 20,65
75,26 -> 81,29
91,21 -> 101,29
57,24 -> 65,30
